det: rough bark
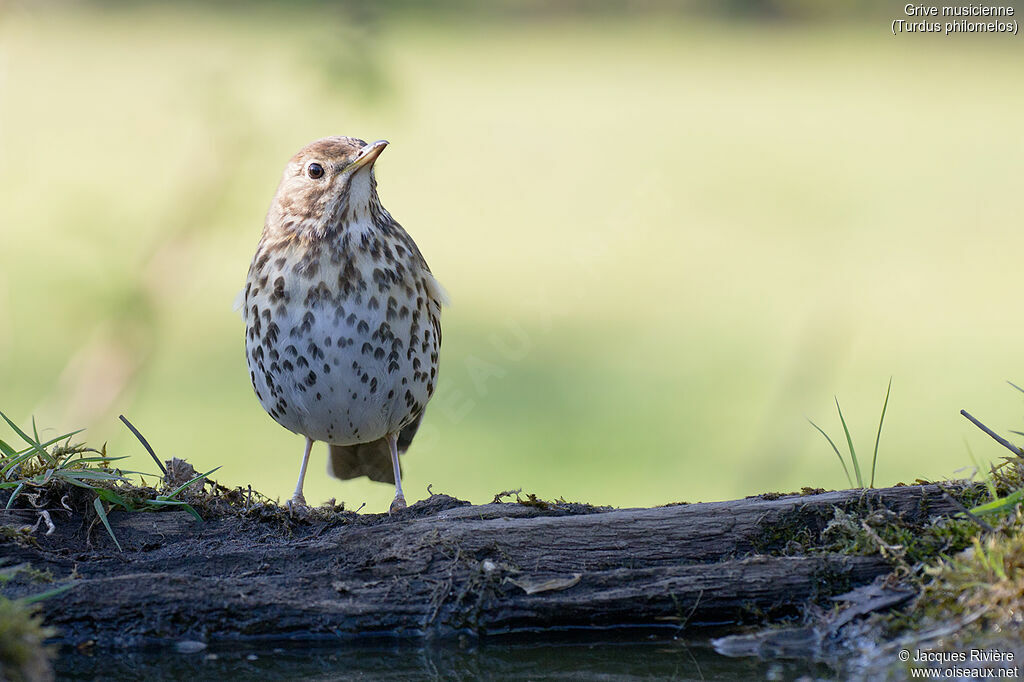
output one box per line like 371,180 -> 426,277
0,485 -> 962,646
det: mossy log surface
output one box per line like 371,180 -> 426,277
0,485 -> 961,647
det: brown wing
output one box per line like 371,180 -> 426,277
396,410 -> 424,454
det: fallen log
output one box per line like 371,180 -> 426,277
0,484 -> 966,646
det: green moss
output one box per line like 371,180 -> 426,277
820,507 -> 977,571
0,564 -> 54,587
915,511 -> 1024,631
0,526 -> 38,549
0,597 -> 54,682
849,483 -> 1024,665
990,455 -> 1024,498
750,507 -> 829,555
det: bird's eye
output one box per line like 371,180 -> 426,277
307,162 -> 325,179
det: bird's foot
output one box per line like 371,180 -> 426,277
389,494 -> 407,515
286,494 -> 308,514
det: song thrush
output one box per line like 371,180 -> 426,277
241,136 -> 444,512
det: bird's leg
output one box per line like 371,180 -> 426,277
387,433 -> 406,513
288,436 -> 313,508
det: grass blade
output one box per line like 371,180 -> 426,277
178,503 -> 203,522
0,449 -> 41,478
57,469 -> 128,481
835,398 -> 863,488
119,415 -> 167,477
145,499 -> 203,521
54,476 -> 95,490
93,488 -> 133,509
970,489 -> 1024,517
0,430 -> 82,477
33,430 -> 86,454
0,431 -> 89,481
0,413 -> 50,456
1008,380 -> 1024,395
65,455 -> 130,465
808,418 -> 853,487
5,482 -> 24,509
0,411 -> 55,465
870,377 -> 892,488
964,439 -> 998,502
18,583 -> 74,605
92,497 -> 123,552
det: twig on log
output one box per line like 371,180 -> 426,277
960,410 -> 1023,457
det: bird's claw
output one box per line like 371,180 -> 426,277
389,494 -> 407,515
286,495 -> 308,515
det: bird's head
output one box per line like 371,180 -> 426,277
266,136 -> 389,240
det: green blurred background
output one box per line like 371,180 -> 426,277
2,1 -> 1022,511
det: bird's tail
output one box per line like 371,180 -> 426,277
326,415 -> 423,484
327,439 -> 397,484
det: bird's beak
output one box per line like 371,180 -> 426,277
349,140 -> 388,172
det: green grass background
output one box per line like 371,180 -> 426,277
2,3 -> 1023,510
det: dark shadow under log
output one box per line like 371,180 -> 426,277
0,485 -> 964,646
